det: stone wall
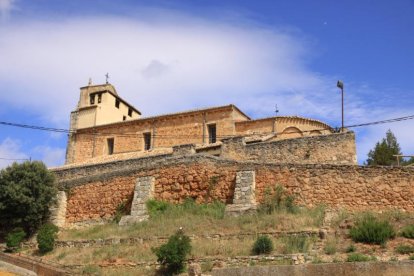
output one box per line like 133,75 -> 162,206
221,131 -> 357,165
52,153 -> 414,226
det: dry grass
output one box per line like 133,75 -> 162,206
59,203 -> 325,241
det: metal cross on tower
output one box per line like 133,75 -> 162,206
105,73 -> 110,84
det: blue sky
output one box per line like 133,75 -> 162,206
0,0 -> 413,167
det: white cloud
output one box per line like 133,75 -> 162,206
0,138 -> 28,169
0,0 -> 15,20
0,14 -> 330,125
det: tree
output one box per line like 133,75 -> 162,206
0,161 -> 57,236
366,129 -> 402,166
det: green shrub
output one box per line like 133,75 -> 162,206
409,255 -> 414,260
113,201 -> 128,224
252,235 -> 274,255
37,223 -> 59,254
147,199 -> 170,216
400,225 -> 414,239
345,244 -> 356,253
260,185 -> 298,214
0,161 -> 56,235
395,245 -> 414,255
349,213 -> 395,245
152,229 -> 192,275
346,253 -> 370,262
5,228 -> 26,251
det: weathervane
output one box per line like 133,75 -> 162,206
105,73 -> 110,84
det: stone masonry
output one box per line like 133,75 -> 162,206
49,191 -> 67,228
119,176 -> 155,226
225,171 -> 257,216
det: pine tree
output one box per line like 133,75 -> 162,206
366,129 -> 402,166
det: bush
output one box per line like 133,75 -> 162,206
37,223 -> 59,254
0,161 -> 56,235
252,235 -> 274,255
152,229 -> 192,275
349,213 -> 395,245
260,185 -> 298,214
113,201 -> 128,224
5,228 -> 26,251
345,244 -> 356,253
409,255 -> 414,260
395,245 -> 414,255
346,253 -> 370,262
400,225 -> 414,239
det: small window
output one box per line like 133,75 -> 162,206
208,124 -> 216,144
107,138 -> 114,155
97,93 -> 102,103
89,94 -> 95,104
115,99 -> 120,108
143,132 -> 151,150
123,116 -> 126,121
128,108 -> 132,117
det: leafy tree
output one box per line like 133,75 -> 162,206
0,161 -> 57,236
366,129 -> 402,166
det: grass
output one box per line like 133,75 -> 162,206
281,235 -> 312,254
346,253 -> 371,262
400,225 -> 414,239
324,238 -> 337,255
59,201 -> 325,241
395,245 -> 414,255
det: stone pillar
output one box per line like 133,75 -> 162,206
49,191 -> 67,227
119,176 -> 155,226
225,171 -> 257,216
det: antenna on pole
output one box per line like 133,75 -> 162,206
275,104 -> 279,116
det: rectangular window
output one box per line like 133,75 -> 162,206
97,93 -> 102,103
208,124 -> 216,144
107,138 -> 114,155
123,116 -> 126,121
89,94 -> 95,104
143,132 -> 151,150
128,108 -> 132,117
115,99 -> 120,108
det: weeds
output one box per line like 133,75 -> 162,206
281,235 -> 311,254
346,253 -> 370,262
324,238 -> 337,255
395,245 -> 414,255
259,185 -> 298,214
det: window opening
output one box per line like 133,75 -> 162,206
128,108 -> 133,117
143,132 -> 151,150
89,94 -> 95,104
123,116 -> 126,121
107,138 -> 114,155
97,93 -> 102,103
115,99 -> 120,108
208,124 -> 216,144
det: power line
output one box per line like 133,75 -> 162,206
0,157 -> 30,161
0,114 -> 414,139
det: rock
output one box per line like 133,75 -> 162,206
188,262 -> 202,276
